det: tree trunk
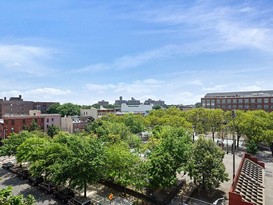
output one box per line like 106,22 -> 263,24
212,131 -> 215,142
236,134 -> 241,148
84,180 -> 87,197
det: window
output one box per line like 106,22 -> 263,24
47,118 -> 49,123
238,105 -> 243,109
23,119 -> 26,124
227,99 -> 231,103
250,104 -> 256,109
51,118 -> 54,122
233,105 -> 237,109
244,105 -> 249,109
216,99 -> 220,104
257,98 -> 262,103
227,105 -> 232,109
257,104 -> 262,109
12,120 -> 14,125
264,105 -> 269,110
210,99 -> 215,105
264,98 -> 269,103
238,99 -> 243,103
270,98 -> 273,103
232,99 -> 237,104
251,98 -> 256,103
244,99 -> 249,103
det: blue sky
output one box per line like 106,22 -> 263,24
1,0 -> 273,105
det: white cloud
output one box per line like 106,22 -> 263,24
85,79 -> 164,95
202,84 -> 229,92
0,44 -> 55,75
0,88 -> 71,102
188,80 -> 203,86
137,1 -> 273,53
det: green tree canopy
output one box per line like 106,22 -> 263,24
0,186 -> 35,205
146,126 -> 192,189
53,135 -> 105,197
0,131 -> 37,156
187,136 -> 228,190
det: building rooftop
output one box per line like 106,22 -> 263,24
229,153 -> 265,205
205,90 -> 273,98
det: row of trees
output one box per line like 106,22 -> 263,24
3,106 -> 271,198
146,107 -> 273,154
1,115 -> 228,197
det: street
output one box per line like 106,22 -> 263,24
0,158 -> 61,205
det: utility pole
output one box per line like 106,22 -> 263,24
232,109 -> 236,179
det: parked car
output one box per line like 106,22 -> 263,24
29,176 -> 44,186
68,196 -> 91,205
53,187 -> 75,203
10,165 -> 22,174
1,162 -> 14,170
38,181 -> 58,194
17,169 -> 30,179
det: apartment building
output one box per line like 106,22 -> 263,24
1,110 -> 61,138
201,90 -> 273,111
0,95 -> 58,118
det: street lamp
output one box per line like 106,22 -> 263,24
192,125 -> 195,142
231,109 -> 236,179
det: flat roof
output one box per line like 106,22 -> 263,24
205,90 -> 273,98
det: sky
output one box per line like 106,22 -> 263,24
1,0 -> 273,105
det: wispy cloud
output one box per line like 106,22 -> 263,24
0,88 -> 72,102
85,79 -> 164,95
0,44 -> 56,76
136,1 -> 273,53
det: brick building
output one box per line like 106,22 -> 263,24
201,90 -> 273,111
0,95 -> 58,118
1,110 -> 61,138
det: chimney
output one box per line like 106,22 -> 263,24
19,95 -> 22,99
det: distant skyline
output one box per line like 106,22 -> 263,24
1,0 -> 273,105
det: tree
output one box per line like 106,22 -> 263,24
27,120 -> 40,132
225,110 -> 246,148
58,103 -> 81,117
47,125 -> 60,138
0,131 -> 33,156
53,135 -> 105,197
47,103 -> 81,117
185,108 -> 209,141
103,143 -> 141,187
16,137 -> 50,166
123,114 -> 145,134
239,110 -> 270,144
207,109 -> 224,142
152,105 -> 161,110
0,186 -> 35,205
46,103 -> 60,114
146,126 -> 192,189
187,136 -> 228,190
145,107 -> 191,130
